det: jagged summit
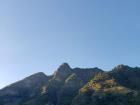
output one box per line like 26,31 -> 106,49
0,64 -> 140,105
53,63 -> 72,81
58,63 -> 71,70
112,64 -> 131,72
55,63 -> 72,74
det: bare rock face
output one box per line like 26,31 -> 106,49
0,72 -> 49,104
113,64 -> 131,72
53,63 -> 72,81
0,63 -> 140,105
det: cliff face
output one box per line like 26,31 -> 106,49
0,63 -> 140,105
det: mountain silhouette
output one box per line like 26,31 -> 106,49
0,63 -> 140,105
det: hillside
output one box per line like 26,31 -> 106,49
0,63 -> 140,105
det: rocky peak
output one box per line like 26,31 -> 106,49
53,63 -> 72,81
1,63 -> 140,105
113,64 -> 131,72
58,63 -> 71,70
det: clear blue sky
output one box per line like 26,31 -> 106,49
0,0 -> 140,88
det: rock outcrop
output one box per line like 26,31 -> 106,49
0,63 -> 140,105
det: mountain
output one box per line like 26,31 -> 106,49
0,63 -> 140,105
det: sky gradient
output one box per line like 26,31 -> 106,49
0,0 -> 140,88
